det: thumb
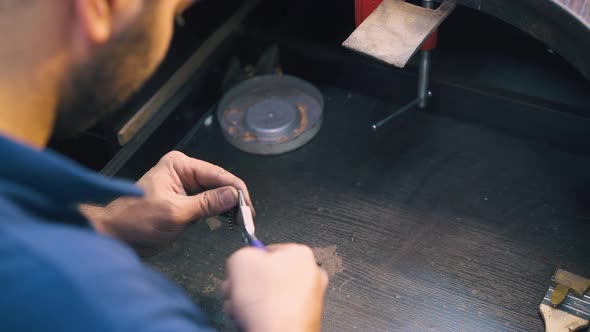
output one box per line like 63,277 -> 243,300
187,186 -> 238,220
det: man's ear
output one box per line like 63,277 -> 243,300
75,0 -> 113,45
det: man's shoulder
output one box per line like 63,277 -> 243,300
0,196 -> 139,274
0,201 -> 212,332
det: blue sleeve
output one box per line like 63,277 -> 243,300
0,221 -> 215,332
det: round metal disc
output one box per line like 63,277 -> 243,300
217,75 -> 323,155
244,98 -> 300,140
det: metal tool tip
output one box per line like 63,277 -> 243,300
237,189 -> 246,205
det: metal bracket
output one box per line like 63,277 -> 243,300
371,0 -> 439,131
371,91 -> 431,131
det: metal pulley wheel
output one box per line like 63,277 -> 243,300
217,75 -> 323,155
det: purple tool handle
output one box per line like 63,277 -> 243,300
250,238 -> 267,251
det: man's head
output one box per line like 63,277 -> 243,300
0,0 -> 194,142
55,0 -> 195,138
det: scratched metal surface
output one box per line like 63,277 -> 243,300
147,87 -> 590,331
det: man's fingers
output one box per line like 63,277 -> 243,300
187,162 -> 254,215
161,151 -> 255,215
265,243 -> 292,253
319,269 -> 329,289
182,186 -> 238,221
226,247 -> 266,277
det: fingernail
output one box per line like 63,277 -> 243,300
220,189 -> 238,208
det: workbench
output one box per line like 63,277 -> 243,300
146,87 -> 590,331
63,2 -> 590,330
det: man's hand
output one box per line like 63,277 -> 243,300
223,244 -> 329,332
81,151 -> 253,256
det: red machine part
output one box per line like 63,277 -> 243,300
354,0 -> 383,27
354,0 -> 438,51
420,30 -> 438,51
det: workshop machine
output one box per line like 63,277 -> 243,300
52,1 -> 590,331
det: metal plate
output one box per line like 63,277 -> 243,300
343,0 -> 455,68
217,75 -> 323,155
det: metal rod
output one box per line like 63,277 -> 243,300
371,91 -> 432,131
418,0 -> 434,108
417,50 -> 431,108
371,97 -> 423,131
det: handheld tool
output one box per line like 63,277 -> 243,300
232,190 -> 266,250
539,268 -> 590,332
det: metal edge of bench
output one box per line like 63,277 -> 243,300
101,0 -> 262,177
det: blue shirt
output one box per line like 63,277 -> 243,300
0,135 -> 213,332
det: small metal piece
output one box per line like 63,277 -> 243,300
551,268 -> 590,305
551,284 -> 571,306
